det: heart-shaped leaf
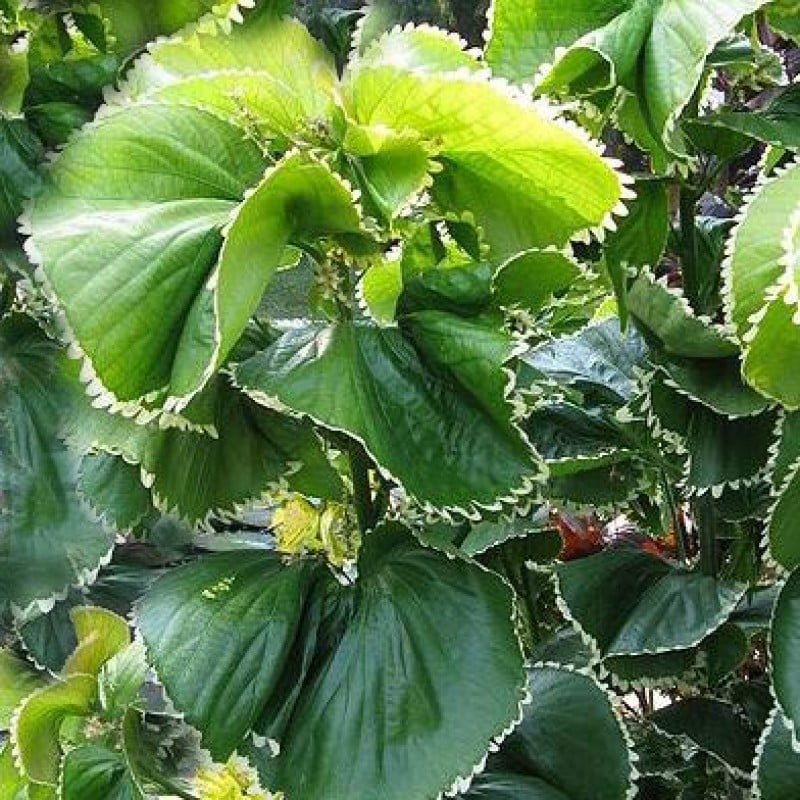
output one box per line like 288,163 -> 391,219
555,546 -> 746,656
462,665 -> 634,800
139,526 -> 526,800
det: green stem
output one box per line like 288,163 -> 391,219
349,443 -> 375,534
661,472 -> 688,564
694,493 -> 718,578
679,185 -> 701,308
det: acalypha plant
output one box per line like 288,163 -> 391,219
1,0 -> 799,798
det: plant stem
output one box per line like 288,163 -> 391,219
694,493 -> 718,578
679,185 -> 701,308
661,472 -> 688,563
349,443 -> 374,534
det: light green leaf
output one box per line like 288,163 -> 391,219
356,22 -> 482,74
360,259 -> 403,324
767,0 -> 800,41
0,651 -> 44,731
650,698 -> 756,774
343,124 -> 433,220
555,546 -> 746,656
12,674 -> 97,786
487,0 -> 769,156
463,665 -> 634,800
771,568 -> 800,745
25,104 -> 265,408
344,66 -> 625,255
492,250 -> 582,315
724,160 -> 800,407
60,745 -> 143,800
485,1 -> 623,86
63,607 -> 130,680
236,319 -> 540,513
754,708 -> 800,800
0,744 -> 28,800
112,12 -> 336,138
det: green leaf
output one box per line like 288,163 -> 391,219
628,271 -> 738,358
459,515 -> 556,557
175,150 -> 366,403
492,250 -> 582,316
343,123 -> 433,220
356,22 -> 482,74
687,85 -> 800,150
0,650 -> 44,730
65,369 -> 341,524
25,104 -> 265,408
724,160 -> 800,407
768,467 -> 800,569
97,0 -> 243,56
650,698 -> 756,774
137,551 -> 321,760
98,642 -> 148,719
0,315 -> 116,613
702,623 -> 749,686
14,567 -> 153,674
548,460 -> 646,508
236,319 -> 540,513
0,117 -> 42,244
77,455 -> 153,531
684,405 -> 776,494
523,402 -> 629,476
754,708 -> 800,800
140,526 -> 526,800
771,568 -> 800,746
0,744 -> 28,800
605,648 -> 698,686
604,621 -> 748,687
113,12 -> 337,139
12,674 -> 97,786
0,42 -> 29,115
63,607 -> 130,680
520,317 -> 647,404
60,745 -> 143,800
272,526 -> 526,800
604,179 -> 670,324
555,547 -> 746,656
767,0 -> 800,41
655,355 -> 772,418
23,53 -> 120,147
487,0 -> 769,156
345,64 -> 625,255
463,665 -> 633,800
